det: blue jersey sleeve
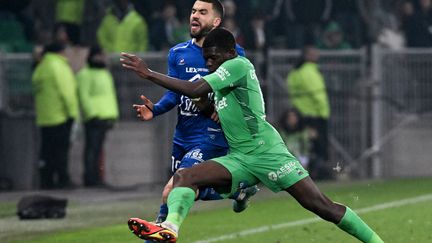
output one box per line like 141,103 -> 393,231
152,90 -> 179,116
152,46 -> 181,117
236,44 -> 245,57
168,47 -> 178,77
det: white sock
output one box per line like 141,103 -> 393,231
161,221 -> 179,235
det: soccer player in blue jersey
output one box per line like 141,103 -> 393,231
132,0 -> 258,230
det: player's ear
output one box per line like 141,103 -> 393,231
227,48 -> 236,58
213,17 -> 221,28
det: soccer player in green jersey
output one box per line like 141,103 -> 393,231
120,28 -> 384,243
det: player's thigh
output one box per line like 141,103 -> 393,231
212,153 -> 260,197
174,160 -> 232,188
177,144 -> 227,170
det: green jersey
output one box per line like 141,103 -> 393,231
204,56 -> 290,156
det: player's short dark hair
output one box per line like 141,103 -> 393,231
202,28 -> 235,51
197,0 -> 224,18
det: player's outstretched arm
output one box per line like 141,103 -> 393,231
132,95 -> 154,121
120,52 -> 212,98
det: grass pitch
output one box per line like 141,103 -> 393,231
1,178 -> 432,243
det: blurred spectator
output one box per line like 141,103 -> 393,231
174,0 -> 196,21
331,0 -> 367,48
223,17 -> 245,47
148,1 -> 189,51
269,0 -> 332,49
286,46 -> 331,180
316,21 -> 352,50
399,0 -> 415,30
28,0 -> 56,45
0,1 -> 33,52
77,46 -> 119,187
80,0 -> 112,46
97,0 -> 149,53
52,22 -> 89,73
223,0 -> 236,18
244,12 -> 267,51
55,0 -> 85,45
277,108 -> 311,169
161,3 -> 189,47
403,0 -> 432,47
32,43 -> 79,189
365,0 -> 403,49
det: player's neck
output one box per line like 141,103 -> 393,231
193,37 -> 205,47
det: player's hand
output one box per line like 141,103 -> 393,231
132,95 -> 154,121
120,52 -> 152,79
210,110 -> 220,123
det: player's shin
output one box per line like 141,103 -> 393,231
337,206 -> 384,243
165,187 -> 196,233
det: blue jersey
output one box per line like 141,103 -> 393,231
152,39 -> 245,149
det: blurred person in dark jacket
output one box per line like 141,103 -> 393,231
404,0 -> 432,47
270,0 -> 332,48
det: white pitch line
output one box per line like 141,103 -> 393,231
195,193 -> 432,243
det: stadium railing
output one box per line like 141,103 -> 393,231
1,48 -> 432,190
266,48 -> 369,178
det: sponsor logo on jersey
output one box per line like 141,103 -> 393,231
185,149 -> 204,162
215,97 -> 228,111
179,59 -> 185,65
215,67 -> 230,81
186,67 -> 209,73
180,95 -> 199,116
267,161 -> 300,181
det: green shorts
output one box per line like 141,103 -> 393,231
212,151 -> 309,198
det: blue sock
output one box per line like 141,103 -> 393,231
198,188 -> 223,201
228,181 -> 249,200
156,203 -> 168,223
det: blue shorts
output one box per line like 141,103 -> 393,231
171,143 -> 228,173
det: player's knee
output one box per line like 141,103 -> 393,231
173,169 -> 196,187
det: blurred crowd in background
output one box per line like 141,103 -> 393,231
1,0 -> 432,56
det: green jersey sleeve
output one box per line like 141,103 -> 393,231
203,57 -> 247,92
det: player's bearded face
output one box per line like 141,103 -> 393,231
190,22 -> 213,41
189,1 -> 219,41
